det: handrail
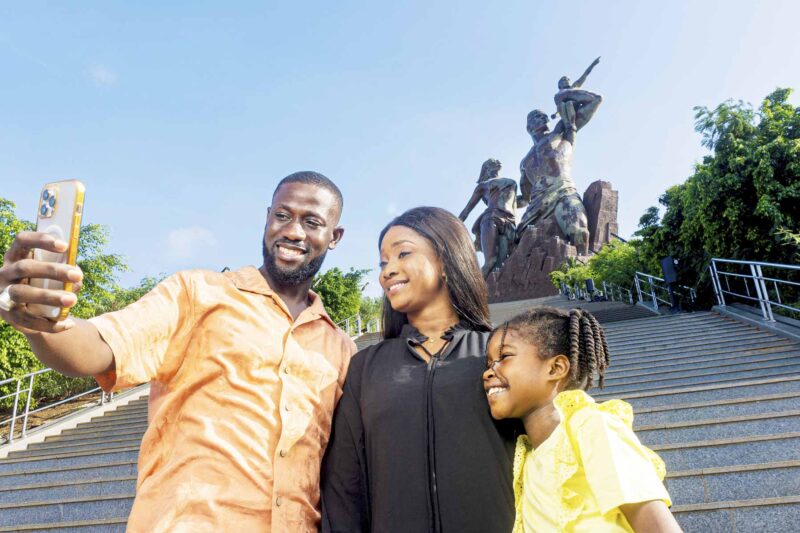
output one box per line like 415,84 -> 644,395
1,368 -> 113,445
710,258 -> 800,322
634,271 -> 697,310
336,313 -> 382,338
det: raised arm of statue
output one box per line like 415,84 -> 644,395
572,89 -> 602,131
459,186 -> 483,221
572,56 -> 600,89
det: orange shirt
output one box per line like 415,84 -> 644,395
90,266 -> 356,532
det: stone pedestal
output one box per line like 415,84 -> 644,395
486,216 -> 579,303
486,179 -> 618,304
583,180 -> 619,253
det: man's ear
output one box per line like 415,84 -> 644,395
329,226 -> 344,250
265,207 -> 271,222
548,354 -> 571,382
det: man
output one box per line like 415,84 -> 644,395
517,89 -> 601,255
0,171 -> 357,532
458,158 -> 518,277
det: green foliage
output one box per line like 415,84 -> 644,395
359,296 -> 383,324
589,240 -> 650,288
312,267 -> 370,324
0,198 -> 157,411
776,227 -> 800,262
635,88 -> 800,303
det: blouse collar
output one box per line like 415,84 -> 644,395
400,321 -> 468,345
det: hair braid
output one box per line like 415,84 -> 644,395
589,313 -> 610,389
580,315 -> 596,389
568,310 -> 582,382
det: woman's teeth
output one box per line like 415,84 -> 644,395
486,387 -> 507,397
387,282 -> 407,293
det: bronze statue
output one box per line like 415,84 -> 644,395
459,158 -> 518,277
517,58 -> 603,255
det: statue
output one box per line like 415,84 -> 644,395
459,158 -> 518,277
517,57 -> 603,255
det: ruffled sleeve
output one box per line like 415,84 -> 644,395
565,392 -> 671,516
511,435 -> 529,533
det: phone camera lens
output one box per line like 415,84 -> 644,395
40,205 -> 48,215
43,190 -> 50,200
48,196 -> 56,207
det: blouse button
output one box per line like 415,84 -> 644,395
276,496 -> 283,506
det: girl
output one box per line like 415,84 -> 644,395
321,207 -> 518,533
483,307 -> 682,532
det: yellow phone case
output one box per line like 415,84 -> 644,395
28,180 -> 86,321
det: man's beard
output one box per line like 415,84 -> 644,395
262,240 -> 327,288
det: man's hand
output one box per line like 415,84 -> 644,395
0,231 -> 84,334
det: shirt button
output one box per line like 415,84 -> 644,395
276,496 -> 283,506
280,449 -> 287,457
284,404 -> 290,412
283,367 -> 291,375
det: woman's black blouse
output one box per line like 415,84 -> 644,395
320,324 -> 519,533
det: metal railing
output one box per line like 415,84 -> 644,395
634,272 -> 697,311
0,369 -> 112,445
337,314 -> 382,338
602,281 -> 634,304
709,258 -> 800,322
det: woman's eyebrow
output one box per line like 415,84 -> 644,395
390,240 -> 416,247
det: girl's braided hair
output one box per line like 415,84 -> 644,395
491,306 -> 611,390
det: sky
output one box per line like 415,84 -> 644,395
2,1 -> 799,299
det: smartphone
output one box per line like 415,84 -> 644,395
27,180 -> 86,321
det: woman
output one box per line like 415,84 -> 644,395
321,207 -> 518,533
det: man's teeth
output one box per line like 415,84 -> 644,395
387,282 -> 407,293
486,387 -> 507,397
278,245 -> 304,256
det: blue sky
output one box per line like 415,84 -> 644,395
2,1 -> 798,298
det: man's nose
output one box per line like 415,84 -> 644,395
283,220 -> 306,241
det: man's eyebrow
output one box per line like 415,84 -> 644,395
274,203 -> 328,221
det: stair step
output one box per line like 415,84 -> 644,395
634,393 -> 800,425
0,461 -> 137,487
59,421 -> 147,436
672,496 -> 800,532
607,323 -> 760,348
0,477 -> 136,505
0,448 -> 140,475
637,411 -> 800,445
607,345 -> 798,374
602,358 -> 800,389
597,376 -> 800,408
41,427 -> 146,445
0,517 -> 127,532
666,461 -> 800,506
610,334 -> 783,359
8,437 -> 144,459
0,494 -> 133,528
598,363 -> 800,396
653,432 -> 800,471
608,339 -> 794,366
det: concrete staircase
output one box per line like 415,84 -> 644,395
0,298 -> 797,531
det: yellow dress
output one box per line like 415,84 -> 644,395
512,390 -> 671,532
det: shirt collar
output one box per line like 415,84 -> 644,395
225,266 -> 337,329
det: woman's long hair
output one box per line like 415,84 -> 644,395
378,206 -> 492,338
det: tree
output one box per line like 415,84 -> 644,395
312,267 -> 370,324
636,88 -> 799,300
0,198 -> 138,409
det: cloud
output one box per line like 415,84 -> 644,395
87,64 -> 118,87
165,226 -> 218,260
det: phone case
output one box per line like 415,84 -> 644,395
28,180 -> 86,320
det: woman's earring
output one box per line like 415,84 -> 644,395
442,273 -> 448,284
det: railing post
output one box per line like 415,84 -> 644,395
648,275 -> 658,310
9,379 -> 21,443
750,263 -> 771,321
710,261 -> 725,306
356,315 -> 363,334
754,264 -> 775,322
634,276 -> 642,304
21,373 -> 35,437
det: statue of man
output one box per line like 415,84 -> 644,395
459,158 -> 518,277
517,75 -> 603,255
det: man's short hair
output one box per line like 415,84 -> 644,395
273,171 -> 344,216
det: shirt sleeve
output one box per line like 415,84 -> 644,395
89,272 -> 195,392
573,409 -> 672,515
320,361 -> 370,533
